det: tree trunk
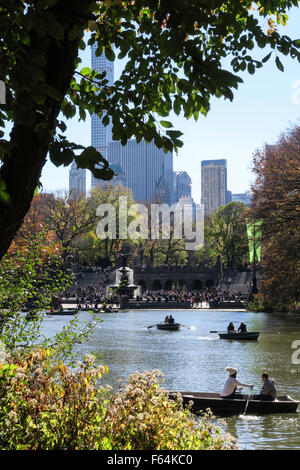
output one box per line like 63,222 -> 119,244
0,1 -> 93,260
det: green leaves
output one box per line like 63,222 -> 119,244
0,175 -> 10,204
160,120 -> 173,129
76,146 -> 114,181
275,56 -> 284,72
262,52 -> 272,63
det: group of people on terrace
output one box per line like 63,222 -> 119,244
64,285 -> 246,309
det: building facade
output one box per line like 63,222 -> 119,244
201,159 -> 231,216
91,44 -> 114,189
107,139 -> 174,203
175,171 -> 192,201
69,161 -> 86,199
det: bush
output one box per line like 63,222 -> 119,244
0,349 -> 237,450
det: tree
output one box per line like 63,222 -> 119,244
8,192 -> 57,253
46,192 -> 96,254
89,183 -> 138,264
205,202 -> 249,269
1,0 -> 300,259
250,126 -> 300,310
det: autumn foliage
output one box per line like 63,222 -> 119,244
0,350 -> 237,450
251,126 -> 300,310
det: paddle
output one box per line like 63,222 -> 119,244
243,386 -> 253,415
209,330 -> 237,333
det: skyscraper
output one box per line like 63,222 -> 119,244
91,44 -> 114,188
201,159 -> 231,216
107,139 -> 174,203
69,161 -> 86,199
174,171 -> 192,201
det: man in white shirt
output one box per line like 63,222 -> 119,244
220,366 -> 253,399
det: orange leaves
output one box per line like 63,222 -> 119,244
250,125 -> 300,310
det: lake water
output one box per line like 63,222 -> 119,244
42,308 -> 300,450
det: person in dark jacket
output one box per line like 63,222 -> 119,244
253,373 -> 277,401
238,322 -> 247,333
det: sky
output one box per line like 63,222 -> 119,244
38,8 -> 300,204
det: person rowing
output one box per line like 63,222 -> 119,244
220,367 -> 253,400
227,322 -> 235,333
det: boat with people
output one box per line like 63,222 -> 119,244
218,331 -> 260,340
169,391 -> 299,415
46,308 -> 78,316
157,322 -> 181,331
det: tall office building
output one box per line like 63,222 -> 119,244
201,159 -> 231,216
107,139 -> 174,203
175,171 -> 192,201
91,43 -> 114,188
69,161 -> 86,199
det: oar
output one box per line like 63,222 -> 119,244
180,324 -> 191,329
243,386 -> 253,415
147,324 -> 158,329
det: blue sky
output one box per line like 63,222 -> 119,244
39,8 -> 300,203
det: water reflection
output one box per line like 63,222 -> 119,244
41,309 -> 300,450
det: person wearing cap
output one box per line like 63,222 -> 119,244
220,367 -> 253,399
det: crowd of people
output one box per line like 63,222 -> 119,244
136,289 -> 246,306
63,285 -> 246,309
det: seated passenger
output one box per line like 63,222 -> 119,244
220,367 -> 253,399
238,322 -> 247,333
253,373 -> 277,401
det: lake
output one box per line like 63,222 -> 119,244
42,308 -> 300,450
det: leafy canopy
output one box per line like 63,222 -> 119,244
1,0 -> 300,196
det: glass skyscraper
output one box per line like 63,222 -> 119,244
91,43 -> 114,188
108,139 -> 174,203
90,44 -> 175,203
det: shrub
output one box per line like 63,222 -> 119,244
0,349 -> 237,450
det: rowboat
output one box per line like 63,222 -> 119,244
169,391 -> 299,415
47,309 -> 78,315
157,322 -> 181,331
219,331 -> 260,340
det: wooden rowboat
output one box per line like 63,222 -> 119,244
169,391 -> 299,415
219,331 -> 260,340
47,309 -> 78,316
157,322 -> 181,331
